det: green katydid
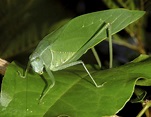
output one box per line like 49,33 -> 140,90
21,9 -> 145,101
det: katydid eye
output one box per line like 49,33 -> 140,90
35,58 -> 40,61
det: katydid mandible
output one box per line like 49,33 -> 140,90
21,9 -> 145,101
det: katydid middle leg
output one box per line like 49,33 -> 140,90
39,67 -> 55,102
91,47 -> 102,68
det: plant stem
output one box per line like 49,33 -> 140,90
0,58 -> 9,75
136,100 -> 151,117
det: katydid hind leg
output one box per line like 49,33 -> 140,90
108,23 -> 113,68
79,61 -> 106,88
91,23 -> 113,69
53,61 -> 105,88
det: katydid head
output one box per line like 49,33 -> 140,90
29,52 -> 44,75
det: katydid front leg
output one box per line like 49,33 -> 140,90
18,61 -> 31,78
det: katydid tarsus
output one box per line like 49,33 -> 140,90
19,9 -> 145,101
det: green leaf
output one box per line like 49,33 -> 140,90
1,56 -> 151,117
131,54 -> 150,63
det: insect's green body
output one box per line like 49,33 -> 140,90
27,9 -> 145,101
29,18 -> 105,73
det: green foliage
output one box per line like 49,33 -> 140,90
1,56 -> 151,117
0,0 -> 71,59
